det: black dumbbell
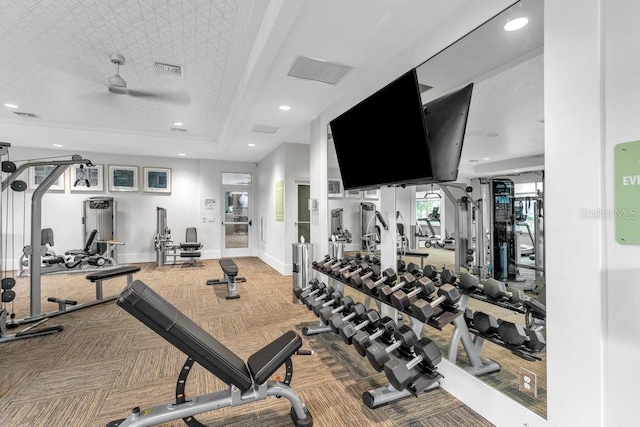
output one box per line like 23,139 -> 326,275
383,337 -> 442,391
405,262 -> 423,277
329,303 -> 366,334
472,311 -> 501,335
318,296 -> 355,324
458,272 -> 485,293
339,309 -> 381,344
298,280 -> 326,301
409,283 -> 461,322
294,278 -> 322,300
497,321 -> 546,352
422,265 -> 458,285
303,286 -> 335,309
366,324 -> 418,372
331,260 -> 358,277
349,264 -> 381,288
340,261 -> 370,281
377,272 -> 417,302
311,290 -> 343,316
362,268 -> 398,296
352,316 -> 397,357
389,277 -> 437,311
483,279 -> 525,305
312,255 -> 332,268
322,258 -> 347,273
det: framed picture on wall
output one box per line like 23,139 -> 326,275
364,189 -> 379,200
109,165 -> 139,192
144,167 -> 172,193
345,189 -> 361,198
70,164 -> 104,192
328,178 -> 342,198
28,165 -> 66,191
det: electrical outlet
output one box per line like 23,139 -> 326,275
519,367 -> 537,398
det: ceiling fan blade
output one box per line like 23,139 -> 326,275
126,89 -> 191,105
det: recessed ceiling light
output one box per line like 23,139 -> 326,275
178,153 -> 186,156
4,103 -> 18,108
53,144 -> 63,148
248,143 -> 256,147
504,17 -> 528,32
483,157 -> 490,160
173,121 -> 183,126
279,105 -> 291,111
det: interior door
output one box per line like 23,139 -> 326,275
222,188 -> 252,257
296,184 -> 311,243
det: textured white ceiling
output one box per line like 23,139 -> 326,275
0,0 -> 260,140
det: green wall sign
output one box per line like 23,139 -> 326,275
615,140 -> 640,244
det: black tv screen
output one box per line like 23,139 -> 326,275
423,83 -> 474,182
329,69 -> 434,190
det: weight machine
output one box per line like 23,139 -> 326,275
154,207 -> 202,267
330,208 -> 352,243
0,142 -> 103,330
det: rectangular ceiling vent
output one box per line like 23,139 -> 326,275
251,124 -> 280,134
155,62 -> 183,76
419,84 -> 433,93
14,112 -> 40,118
287,55 -> 354,85
171,127 -> 187,133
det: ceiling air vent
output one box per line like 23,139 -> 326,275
155,62 -> 183,76
251,124 -> 280,134
171,127 -> 187,133
287,55 -> 353,85
14,112 -> 40,118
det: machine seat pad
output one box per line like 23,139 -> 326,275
117,280 -> 253,392
219,258 -> 238,277
43,256 -> 66,265
86,266 -> 141,282
180,251 -> 201,258
247,331 -> 302,385
180,242 -> 202,250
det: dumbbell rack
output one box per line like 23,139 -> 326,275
446,292 -> 543,375
309,258 -> 461,408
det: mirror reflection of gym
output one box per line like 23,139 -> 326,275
326,0 -> 546,419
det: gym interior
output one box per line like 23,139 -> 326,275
0,1 -> 636,427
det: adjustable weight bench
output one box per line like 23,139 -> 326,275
206,258 -> 245,299
108,279 -> 313,427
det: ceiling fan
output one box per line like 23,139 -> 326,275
105,53 -> 190,105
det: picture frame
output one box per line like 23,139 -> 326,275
345,189 -> 361,198
28,165 -> 66,191
70,164 -> 104,192
328,178 -> 343,198
109,165 -> 139,192
364,189 -> 379,200
144,167 -> 172,193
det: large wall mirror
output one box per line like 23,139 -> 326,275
327,0 -> 545,418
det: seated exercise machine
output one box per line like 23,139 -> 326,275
206,258 -> 245,299
108,279 -> 313,427
154,207 -> 203,267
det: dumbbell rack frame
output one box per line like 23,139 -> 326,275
309,259 -> 459,408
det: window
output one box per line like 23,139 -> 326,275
222,172 -> 252,186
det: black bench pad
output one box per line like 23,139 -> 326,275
117,280 -> 253,392
180,242 -> 202,250
180,252 -> 201,258
86,266 -> 141,282
219,258 -> 238,277
248,330 -> 302,385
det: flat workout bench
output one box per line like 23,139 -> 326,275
206,258 -> 246,299
108,279 -> 313,427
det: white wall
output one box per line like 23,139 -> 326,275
4,146 -> 256,267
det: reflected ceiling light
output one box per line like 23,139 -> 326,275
279,105 -> 291,111
248,143 -> 256,147
178,153 -> 186,156
172,121 -> 183,126
504,17 -> 528,32
53,144 -> 63,148
4,103 -> 18,108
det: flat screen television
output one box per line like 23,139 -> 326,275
423,83 -> 474,182
329,69 -> 434,191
